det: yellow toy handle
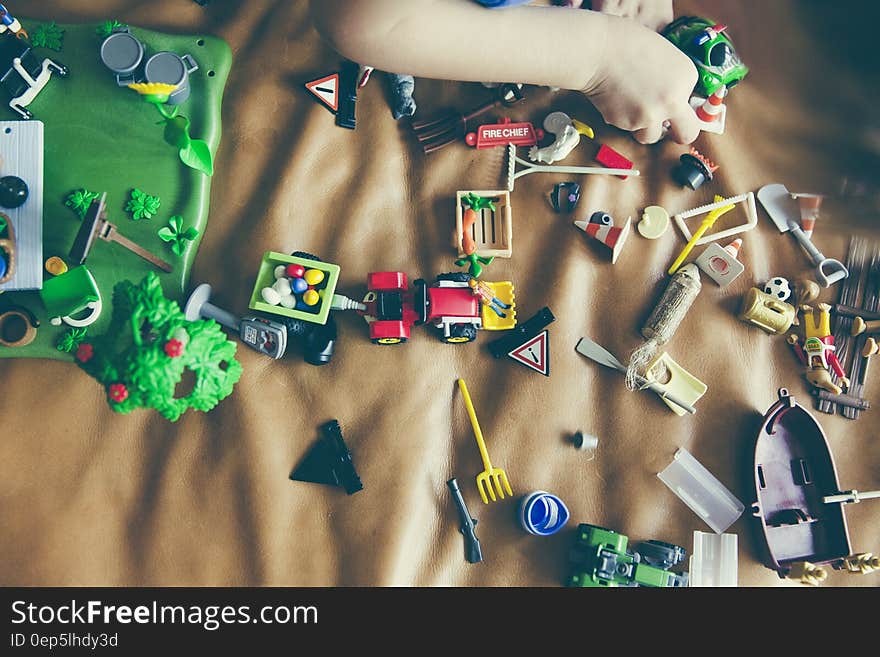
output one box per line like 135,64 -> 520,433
457,379 -> 493,471
668,196 -> 735,275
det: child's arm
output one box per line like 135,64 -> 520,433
561,1 -> 673,32
310,0 -> 699,143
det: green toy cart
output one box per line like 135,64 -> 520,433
248,251 -> 341,325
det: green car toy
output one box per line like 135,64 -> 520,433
663,16 -> 749,97
567,523 -> 689,588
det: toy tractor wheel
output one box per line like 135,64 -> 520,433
637,540 -> 687,569
443,324 -> 477,344
374,337 -> 406,345
435,272 -> 471,284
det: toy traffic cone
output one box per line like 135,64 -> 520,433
724,238 -> 742,259
574,212 -> 631,264
690,85 -> 727,134
791,193 -> 824,238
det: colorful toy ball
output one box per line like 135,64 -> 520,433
292,277 -> 309,294
302,289 -> 320,306
304,269 -> 325,286
286,263 -> 305,278
764,277 -> 792,302
519,491 -> 570,536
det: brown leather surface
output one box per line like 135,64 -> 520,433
1,0 -> 878,587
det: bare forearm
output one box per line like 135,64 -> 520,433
309,0 -> 614,92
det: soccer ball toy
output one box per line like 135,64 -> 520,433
764,277 -> 791,302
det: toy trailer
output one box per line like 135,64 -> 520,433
249,251 -> 342,325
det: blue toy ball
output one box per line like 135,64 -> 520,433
292,277 -> 309,294
0,253 -> 6,279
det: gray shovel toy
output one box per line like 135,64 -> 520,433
757,183 -> 848,288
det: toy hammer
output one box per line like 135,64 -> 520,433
70,193 -> 172,273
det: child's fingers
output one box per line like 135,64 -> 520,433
633,122 -> 666,145
666,109 -> 701,145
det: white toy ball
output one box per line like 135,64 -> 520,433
764,277 -> 792,302
274,265 -> 287,279
273,278 -> 292,296
261,287 -> 282,305
279,294 -> 296,309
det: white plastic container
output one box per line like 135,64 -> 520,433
657,447 -> 744,534
689,531 -> 738,587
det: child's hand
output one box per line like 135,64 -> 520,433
558,0 -> 673,33
584,16 -> 700,144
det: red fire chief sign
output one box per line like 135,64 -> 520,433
465,119 -> 544,149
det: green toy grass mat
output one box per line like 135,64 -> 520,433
0,19 -> 231,360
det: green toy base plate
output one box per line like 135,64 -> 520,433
0,20 -> 231,360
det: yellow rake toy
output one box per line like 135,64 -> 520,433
457,378 -> 512,504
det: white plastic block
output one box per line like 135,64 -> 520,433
658,447 -> 744,533
689,531 -> 738,587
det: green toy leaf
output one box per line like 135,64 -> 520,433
96,20 -> 127,39
56,328 -> 88,353
163,116 -> 191,150
158,215 -> 199,256
31,22 -> 65,51
64,188 -> 101,220
179,139 -> 214,177
125,188 -> 161,221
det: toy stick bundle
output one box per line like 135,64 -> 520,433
626,264 -> 702,390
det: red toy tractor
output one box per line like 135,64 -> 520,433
359,272 -> 516,345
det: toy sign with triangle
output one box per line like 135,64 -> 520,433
508,330 -> 550,376
305,73 -> 339,113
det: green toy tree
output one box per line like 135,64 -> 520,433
74,272 -> 242,421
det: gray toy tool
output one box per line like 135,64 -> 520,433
575,337 -> 697,415
757,183 -> 848,287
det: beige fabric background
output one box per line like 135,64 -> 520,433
1,0 -> 878,587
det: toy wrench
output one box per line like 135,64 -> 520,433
758,184 -> 848,287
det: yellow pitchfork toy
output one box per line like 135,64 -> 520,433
457,379 -> 512,504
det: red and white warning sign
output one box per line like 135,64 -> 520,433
507,330 -> 550,376
305,73 -> 339,113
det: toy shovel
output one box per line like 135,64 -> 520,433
758,184 -> 848,287
457,378 -> 512,504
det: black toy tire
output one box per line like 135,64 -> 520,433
303,318 -> 336,366
637,540 -> 687,569
443,323 -> 477,344
435,272 -> 471,284
372,337 -> 407,345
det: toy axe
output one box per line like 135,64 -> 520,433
70,193 -> 172,273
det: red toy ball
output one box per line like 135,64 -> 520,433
286,264 -> 306,278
